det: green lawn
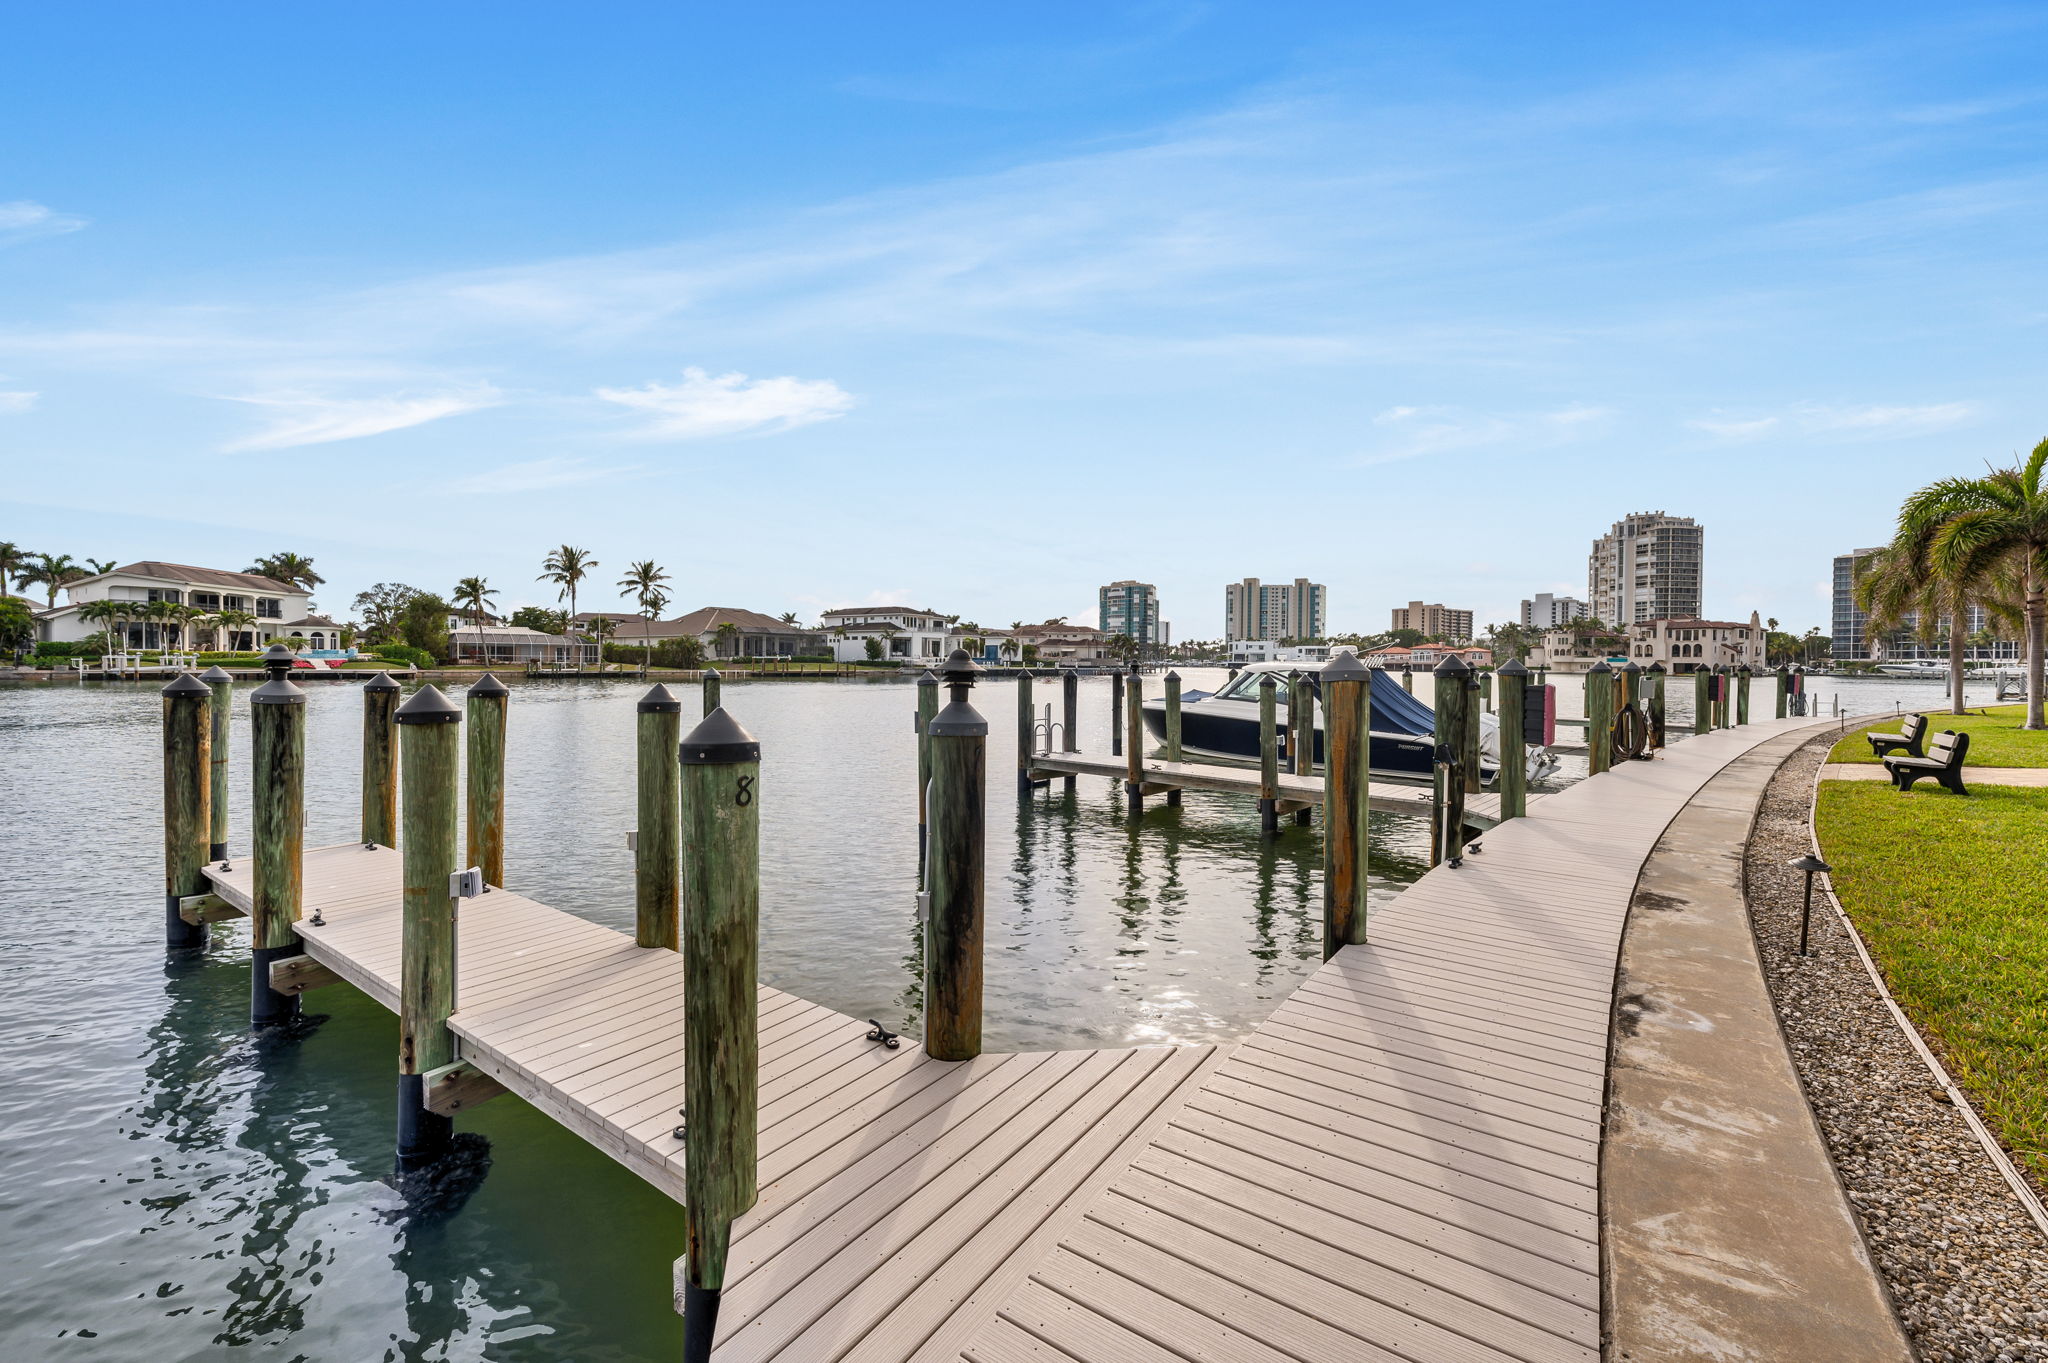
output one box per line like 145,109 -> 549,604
1816,779 -> 2048,1185
1829,703 -> 2048,766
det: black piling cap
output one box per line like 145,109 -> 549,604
704,666 -> 721,679
1165,669 -> 1181,682
1623,659 -> 1643,675
1647,661 -> 1666,674
362,671 -> 401,692
638,683 -> 682,713
468,672 -> 510,699
917,668 -> 939,687
1433,652 -> 1472,677
1737,663 -> 1754,675
250,668 -> 307,705
1259,671 -> 1277,688
1321,651 -> 1371,683
199,665 -> 235,684
162,672 -> 211,699
1498,657 -> 1529,677
679,706 -> 761,764
260,642 -> 297,680
1588,659 -> 1613,674
394,683 -> 462,725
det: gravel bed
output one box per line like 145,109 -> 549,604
1746,733 -> 2048,1362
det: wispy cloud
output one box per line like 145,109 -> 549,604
1360,403 -> 1610,465
0,390 -> 36,413
0,200 -> 87,245
218,385 -> 502,452
595,367 -> 855,440
440,457 -> 637,495
1690,401 -> 1974,441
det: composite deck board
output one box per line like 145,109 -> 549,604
198,718 -> 1823,1362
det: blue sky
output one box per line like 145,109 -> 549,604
3,2 -> 2044,638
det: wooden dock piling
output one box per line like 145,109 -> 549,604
636,684 -> 683,950
1060,670 -> 1078,794
1586,660 -> 1615,777
1399,666 -> 1413,693
1109,671 -> 1123,757
161,674 -> 212,950
701,666 -> 721,718
1459,663 -> 1482,794
1016,669 -> 1035,795
250,647 -> 307,1025
1162,670 -> 1183,806
465,674 -> 509,888
361,672 -> 400,848
1257,672 -> 1279,835
915,670 -> 937,850
1124,671 -> 1144,816
1647,662 -> 1667,749
1694,667 -> 1713,735
1432,655 -> 1471,865
677,704 -> 764,1359
1478,670 -> 1492,712
1288,670 -> 1312,825
1496,657 -> 1527,821
201,665 -> 233,860
1775,664 -> 1790,720
1736,665 -> 1752,725
924,650 -> 985,1061
395,684 -> 462,1169
1320,653 -> 1371,957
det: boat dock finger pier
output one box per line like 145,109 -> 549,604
157,643 -> 1850,1362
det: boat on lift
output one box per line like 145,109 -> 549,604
1871,659 -> 1947,679
1138,661 -> 1558,786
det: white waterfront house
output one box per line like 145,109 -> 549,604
819,606 -> 964,663
1227,640 -> 1333,664
35,561 -> 323,650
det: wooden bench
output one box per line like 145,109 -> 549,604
1867,713 -> 1928,760
1885,729 -> 1970,795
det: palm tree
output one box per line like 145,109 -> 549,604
1856,539 -> 2003,715
19,552 -> 85,607
586,615 -> 616,667
246,553 -> 324,589
217,607 -> 257,652
617,561 -> 671,657
0,542 -> 31,594
84,558 -> 115,574
778,611 -> 799,625
539,546 -> 599,630
452,577 -> 498,663
1907,439 -> 2048,728
77,599 -> 120,650
715,621 -> 742,659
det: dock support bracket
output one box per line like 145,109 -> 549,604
422,1058 -> 508,1116
268,953 -> 344,995
178,892 -> 242,925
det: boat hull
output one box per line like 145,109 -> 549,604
1141,700 -> 1488,783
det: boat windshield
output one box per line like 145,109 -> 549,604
1218,671 -> 1280,702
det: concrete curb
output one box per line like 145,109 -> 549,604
1602,725 -> 1913,1362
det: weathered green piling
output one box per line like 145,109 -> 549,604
1479,670 -> 1493,713
1717,665 -> 1733,729
915,669 -> 938,848
201,666 -> 233,860
924,650 -> 985,1060
396,684 -> 462,1170
1497,658 -> 1527,820
701,666 -> 721,718
677,704 -> 763,1356
361,672 -> 400,847
465,674 -> 509,887
1460,663 -> 1483,794
1736,665 -> 1752,726
1124,671 -> 1144,815
636,684 -> 683,950
1320,652 -> 1371,958
1647,662 -> 1667,749
1400,667 -> 1414,694
162,673 -> 212,950
1775,664 -> 1790,720
1694,668 -> 1713,735
1585,660 -> 1615,776
1432,655 -> 1472,865
1258,672 -> 1280,836
250,646 -> 306,1025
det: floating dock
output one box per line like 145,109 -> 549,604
195,715 -> 1828,1361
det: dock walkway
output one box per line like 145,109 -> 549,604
1025,750 -> 1513,827
203,716 -> 1825,1361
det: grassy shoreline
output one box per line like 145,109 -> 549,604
1815,778 -> 2048,1186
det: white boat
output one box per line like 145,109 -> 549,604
1871,659 -> 1947,679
